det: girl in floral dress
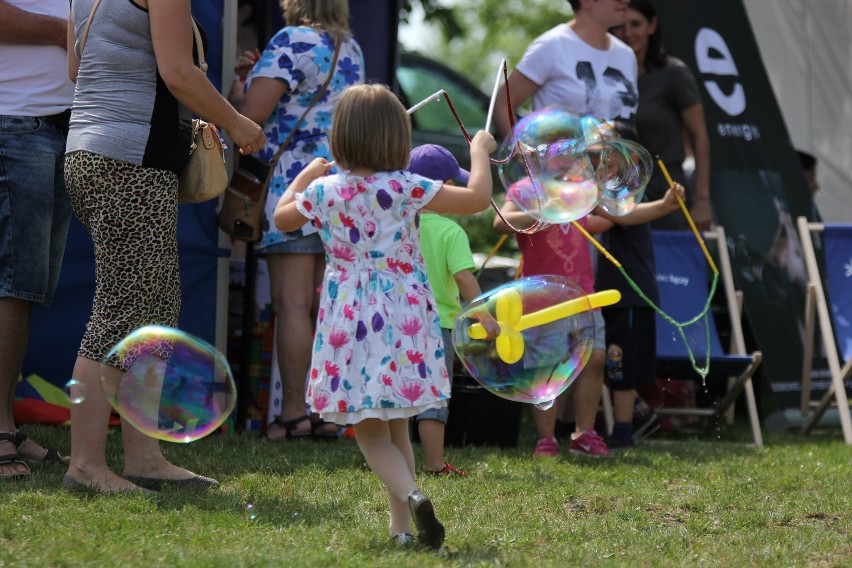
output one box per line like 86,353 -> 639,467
274,84 -> 496,549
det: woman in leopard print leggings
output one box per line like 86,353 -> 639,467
63,0 -> 264,494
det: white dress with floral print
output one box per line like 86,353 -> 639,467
295,171 -> 451,424
247,25 -> 364,249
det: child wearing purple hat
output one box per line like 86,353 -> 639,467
408,144 -> 499,476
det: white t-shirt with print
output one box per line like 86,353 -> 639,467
516,23 -> 638,121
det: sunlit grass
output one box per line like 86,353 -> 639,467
2,421 -> 849,567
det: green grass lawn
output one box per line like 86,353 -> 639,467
2,419 -> 850,567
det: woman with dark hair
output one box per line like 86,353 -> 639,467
612,0 -> 712,230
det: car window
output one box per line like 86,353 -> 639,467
397,57 -> 488,135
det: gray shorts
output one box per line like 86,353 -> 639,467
591,309 -> 606,351
257,232 -> 324,255
415,327 -> 453,424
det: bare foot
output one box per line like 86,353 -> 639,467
64,466 -> 142,493
122,463 -> 200,482
17,435 -> 69,463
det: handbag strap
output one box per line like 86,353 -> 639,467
264,40 -> 343,171
77,0 -> 103,57
79,0 -> 205,71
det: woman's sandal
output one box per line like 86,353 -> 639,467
263,415 -> 312,440
0,432 -> 32,481
12,431 -> 67,463
310,419 -> 339,441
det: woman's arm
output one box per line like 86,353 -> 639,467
0,1 -> 66,46
67,14 -> 78,82
147,0 -> 264,154
682,102 -> 712,230
229,76 -> 286,126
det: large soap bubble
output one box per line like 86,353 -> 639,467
498,107 -> 654,224
100,325 -> 236,443
453,276 -> 620,409
592,137 -> 653,216
502,140 -> 599,224
499,107 -> 599,224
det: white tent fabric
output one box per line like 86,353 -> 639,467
743,0 -> 852,222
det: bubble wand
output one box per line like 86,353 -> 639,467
431,70 -> 714,378
326,91 -> 446,168
656,157 -> 718,275
484,59 -> 506,133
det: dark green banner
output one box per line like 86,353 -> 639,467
654,0 -> 819,412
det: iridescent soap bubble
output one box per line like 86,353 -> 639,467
65,378 -> 87,404
512,106 -> 585,147
99,325 -> 236,443
452,276 -> 598,408
499,108 -> 654,223
592,138 -> 652,216
499,136 -> 598,224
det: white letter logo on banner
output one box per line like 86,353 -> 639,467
695,27 -> 746,116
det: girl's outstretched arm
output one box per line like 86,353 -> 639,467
427,130 -> 497,215
594,183 -> 685,226
274,158 -> 331,232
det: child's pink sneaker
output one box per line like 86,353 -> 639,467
569,430 -> 612,457
533,436 -> 560,458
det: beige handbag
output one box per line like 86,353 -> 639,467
80,0 -> 227,204
176,21 -> 228,204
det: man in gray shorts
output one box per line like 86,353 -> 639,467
0,0 -> 75,479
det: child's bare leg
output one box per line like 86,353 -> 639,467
417,417 -> 446,472
573,349 -> 606,433
389,418 -> 417,530
354,418 -> 416,536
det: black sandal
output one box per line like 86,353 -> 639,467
311,419 -> 339,441
0,432 -> 31,481
264,415 -> 312,440
12,431 -> 67,463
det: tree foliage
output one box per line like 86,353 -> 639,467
401,0 -> 572,91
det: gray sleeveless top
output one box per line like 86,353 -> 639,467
67,0 -> 194,174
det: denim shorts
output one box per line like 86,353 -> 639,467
257,232 -> 324,255
0,115 -> 71,306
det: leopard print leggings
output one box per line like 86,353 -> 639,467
64,151 -> 181,362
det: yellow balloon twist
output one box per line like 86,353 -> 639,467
468,289 -> 621,364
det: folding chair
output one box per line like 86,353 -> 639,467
796,218 -> 852,444
652,228 -> 763,446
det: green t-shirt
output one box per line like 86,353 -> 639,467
419,212 -> 476,329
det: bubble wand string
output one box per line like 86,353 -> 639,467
656,158 -> 718,275
570,218 -> 714,379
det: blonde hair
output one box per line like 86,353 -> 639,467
330,84 -> 412,172
281,0 -> 351,40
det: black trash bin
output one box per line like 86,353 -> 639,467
445,373 -> 522,448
